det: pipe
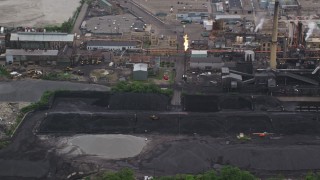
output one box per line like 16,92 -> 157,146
270,0 -> 280,69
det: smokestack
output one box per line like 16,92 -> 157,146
297,21 -> 304,45
270,0 -> 279,70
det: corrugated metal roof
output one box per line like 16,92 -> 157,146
6,49 -> 58,56
222,73 -> 242,80
133,63 -> 148,71
191,50 -> 208,55
10,32 -> 74,42
87,40 -> 138,47
215,15 -> 242,20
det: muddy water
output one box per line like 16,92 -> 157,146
61,134 -> 147,159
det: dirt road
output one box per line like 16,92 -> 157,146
0,80 -> 109,102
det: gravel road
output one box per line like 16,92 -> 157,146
0,80 -> 109,102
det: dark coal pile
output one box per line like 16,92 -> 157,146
39,110 -> 320,136
183,95 -> 220,112
271,114 -> 320,135
219,96 -> 252,110
254,96 -> 282,111
50,92 -> 170,112
109,93 -> 169,111
224,115 -> 272,133
51,98 -> 110,112
39,113 -> 135,133
184,95 -> 252,112
51,91 -> 111,111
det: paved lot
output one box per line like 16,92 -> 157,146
72,3 -> 88,35
85,14 -> 137,34
0,80 -> 109,102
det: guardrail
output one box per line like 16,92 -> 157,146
129,0 -> 166,24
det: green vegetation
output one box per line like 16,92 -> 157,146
42,72 -> 73,81
0,141 -> 9,149
94,168 -> 135,180
305,172 -> 320,180
89,167 -> 256,180
0,67 -> 9,77
112,81 -> 173,96
20,91 -> 55,113
44,20 -> 74,33
89,167 -> 320,180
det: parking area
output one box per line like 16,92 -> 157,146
85,14 -> 141,34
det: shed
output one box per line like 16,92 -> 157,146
191,50 -> 208,58
133,63 -> 148,80
222,73 -> 242,90
203,20 -> 214,31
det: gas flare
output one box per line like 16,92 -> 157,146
183,34 -> 189,51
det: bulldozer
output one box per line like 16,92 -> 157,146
149,115 -> 159,120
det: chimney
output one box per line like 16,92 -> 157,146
270,0 -> 280,70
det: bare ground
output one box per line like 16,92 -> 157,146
0,0 -> 81,27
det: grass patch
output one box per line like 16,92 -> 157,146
0,141 -> 9,149
0,67 -> 9,77
112,81 -> 173,96
42,72 -> 72,81
88,166 -> 257,180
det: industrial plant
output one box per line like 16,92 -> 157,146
1,0 -> 320,179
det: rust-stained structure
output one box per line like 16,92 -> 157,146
270,0 -> 280,69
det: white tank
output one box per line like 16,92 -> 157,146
250,27 -> 254,32
0,27 -> 4,34
245,50 -> 255,62
236,36 -> 239,43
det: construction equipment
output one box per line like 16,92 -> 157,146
64,67 -> 73,72
252,132 -> 274,137
150,115 -> 159,120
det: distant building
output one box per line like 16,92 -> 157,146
176,8 -> 209,23
189,57 -> 224,70
306,38 -> 320,50
86,40 -> 139,50
133,63 -> 148,80
10,32 -> 74,50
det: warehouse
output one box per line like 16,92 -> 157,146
5,49 -> 59,66
189,57 -> 224,70
86,40 -> 139,50
133,63 -> 148,81
10,32 -> 74,50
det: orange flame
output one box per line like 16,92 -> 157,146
183,34 -> 189,51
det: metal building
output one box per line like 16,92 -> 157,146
86,40 -> 139,50
10,32 -> 74,50
133,63 -> 148,80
